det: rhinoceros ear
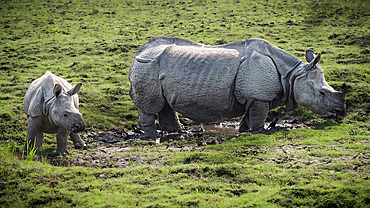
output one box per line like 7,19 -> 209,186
67,83 -> 82,96
53,84 -> 63,98
305,49 -> 315,63
307,52 -> 321,69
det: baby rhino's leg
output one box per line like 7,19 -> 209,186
56,128 -> 70,156
23,117 -> 44,154
70,133 -> 86,149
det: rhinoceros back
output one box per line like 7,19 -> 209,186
129,37 -> 204,114
158,45 -> 244,122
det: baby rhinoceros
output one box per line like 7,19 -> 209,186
23,71 -> 86,155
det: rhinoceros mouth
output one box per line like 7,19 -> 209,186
72,128 -> 85,133
322,109 -> 345,119
72,129 -> 84,133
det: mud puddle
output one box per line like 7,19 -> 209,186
202,112 -> 314,136
46,112 -> 320,168
202,121 -> 239,135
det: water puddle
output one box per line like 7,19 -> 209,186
202,122 -> 239,136
192,114 -> 311,136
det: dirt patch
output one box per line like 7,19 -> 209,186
44,113 -> 342,169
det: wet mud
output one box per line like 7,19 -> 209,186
45,112 -> 357,169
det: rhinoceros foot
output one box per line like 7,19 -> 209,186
56,149 -> 70,157
74,143 -> 87,150
70,132 -> 87,150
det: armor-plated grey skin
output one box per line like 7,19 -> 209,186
129,37 -> 346,135
23,71 -> 86,155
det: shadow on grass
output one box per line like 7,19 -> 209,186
313,119 -> 342,130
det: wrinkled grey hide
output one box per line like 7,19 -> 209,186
24,71 -> 86,155
129,37 -> 346,135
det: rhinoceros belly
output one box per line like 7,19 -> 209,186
165,88 -> 245,122
159,45 -> 244,122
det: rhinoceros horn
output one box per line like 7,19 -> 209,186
67,83 -> 82,96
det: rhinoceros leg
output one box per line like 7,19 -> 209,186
56,128 -> 70,155
70,133 -> 86,149
23,117 -> 44,154
249,100 -> 269,130
158,104 -> 182,132
239,114 -> 250,133
239,100 -> 269,132
138,110 -> 157,135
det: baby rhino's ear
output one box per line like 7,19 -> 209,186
53,84 -> 63,98
67,83 -> 82,96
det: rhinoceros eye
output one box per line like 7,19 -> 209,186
63,112 -> 68,117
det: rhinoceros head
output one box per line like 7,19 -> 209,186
293,49 -> 346,118
49,83 -> 85,133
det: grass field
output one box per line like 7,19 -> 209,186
0,0 -> 369,207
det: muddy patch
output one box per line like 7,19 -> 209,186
44,113 -> 328,168
202,112 -> 315,136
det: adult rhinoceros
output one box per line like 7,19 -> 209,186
129,37 -> 346,135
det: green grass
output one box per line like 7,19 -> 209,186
1,128 -> 369,207
0,0 -> 369,207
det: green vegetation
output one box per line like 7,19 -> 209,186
0,0 -> 369,207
